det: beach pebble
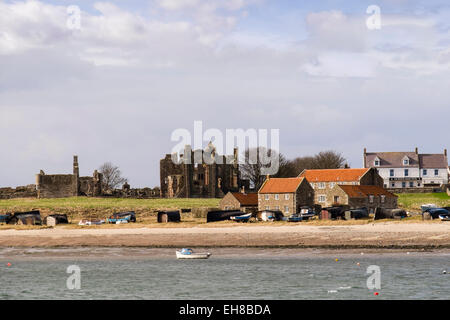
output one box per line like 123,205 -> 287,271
357,263 -> 360,266
443,270 -> 447,274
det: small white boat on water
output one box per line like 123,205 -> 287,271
176,248 -> 211,259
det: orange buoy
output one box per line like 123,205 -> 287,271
357,262 -> 360,266
7,263 -> 11,267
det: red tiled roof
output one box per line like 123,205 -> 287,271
298,168 -> 370,182
230,192 -> 258,206
259,177 -> 305,193
338,185 -> 397,198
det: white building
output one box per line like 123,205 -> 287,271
363,148 -> 449,190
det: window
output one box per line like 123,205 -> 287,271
404,169 -> 409,177
284,194 -> 290,200
423,169 -> 427,176
334,196 -> 340,203
318,182 -> 326,189
264,194 -> 269,200
284,206 -> 289,213
402,182 -> 406,188
391,182 -> 395,188
374,160 -> 380,166
274,206 -> 279,210
435,169 -> 439,176
274,194 -> 279,200
330,182 -> 336,188
381,195 -> 385,203
409,181 -> 414,188
403,157 -> 409,165
390,169 -> 394,177
369,195 -> 374,203
318,195 -> 326,202
265,206 -> 270,210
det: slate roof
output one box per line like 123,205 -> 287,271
418,154 -> 448,169
365,152 -> 419,168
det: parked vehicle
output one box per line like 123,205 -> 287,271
176,248 -> 211,259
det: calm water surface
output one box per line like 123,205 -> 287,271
0,247 -> 449,300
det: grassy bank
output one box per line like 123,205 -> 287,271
0,193 -> 448,224
0,197 -> 220,211
396,192 -> 449,211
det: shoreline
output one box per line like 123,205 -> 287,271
1,222 -> 450,249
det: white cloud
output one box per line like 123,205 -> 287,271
0,2 -> 449,187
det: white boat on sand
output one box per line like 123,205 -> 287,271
176,248 -> 211,259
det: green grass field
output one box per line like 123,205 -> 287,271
396,192 -> 450,211
0,197 -> 220,212
0,193 -> 448,216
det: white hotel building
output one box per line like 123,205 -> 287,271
363,148 -> 449,190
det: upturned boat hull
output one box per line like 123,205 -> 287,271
176,251 -> 211,259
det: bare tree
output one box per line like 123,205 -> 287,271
99,162 -> 127,191
240,147 -> 296,190
292,151 -> 347,174
312,150 -> 346,169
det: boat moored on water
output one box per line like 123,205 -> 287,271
176,248 -> 211,259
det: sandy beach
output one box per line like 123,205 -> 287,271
1,222 -> 450,248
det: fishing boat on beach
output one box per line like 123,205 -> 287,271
230,213 -> 252,222
78,219 -> 105,226
176,248 -> 211,259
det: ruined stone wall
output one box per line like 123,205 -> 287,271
37,174 -> 78,198
160,146 -> 246,198
0,185 -> 37,199
108,187 -> 161,199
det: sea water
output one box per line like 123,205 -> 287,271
0,247 -> 449,300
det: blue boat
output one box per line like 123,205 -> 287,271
230,213 -> 252,222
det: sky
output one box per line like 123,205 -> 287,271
0,0 -> 449,188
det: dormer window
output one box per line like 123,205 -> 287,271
402,156 -> 409,166
374,157 -> 380,166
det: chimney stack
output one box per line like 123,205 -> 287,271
363,148 -> 367,168
241,186 -> 245,194
445,149 -> 447,157
415,147 -> 418,154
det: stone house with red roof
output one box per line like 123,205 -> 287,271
220,190 -> 258,214
329,185 -> 398,212
257,177 -> 314,215
298,168 -> 383,207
